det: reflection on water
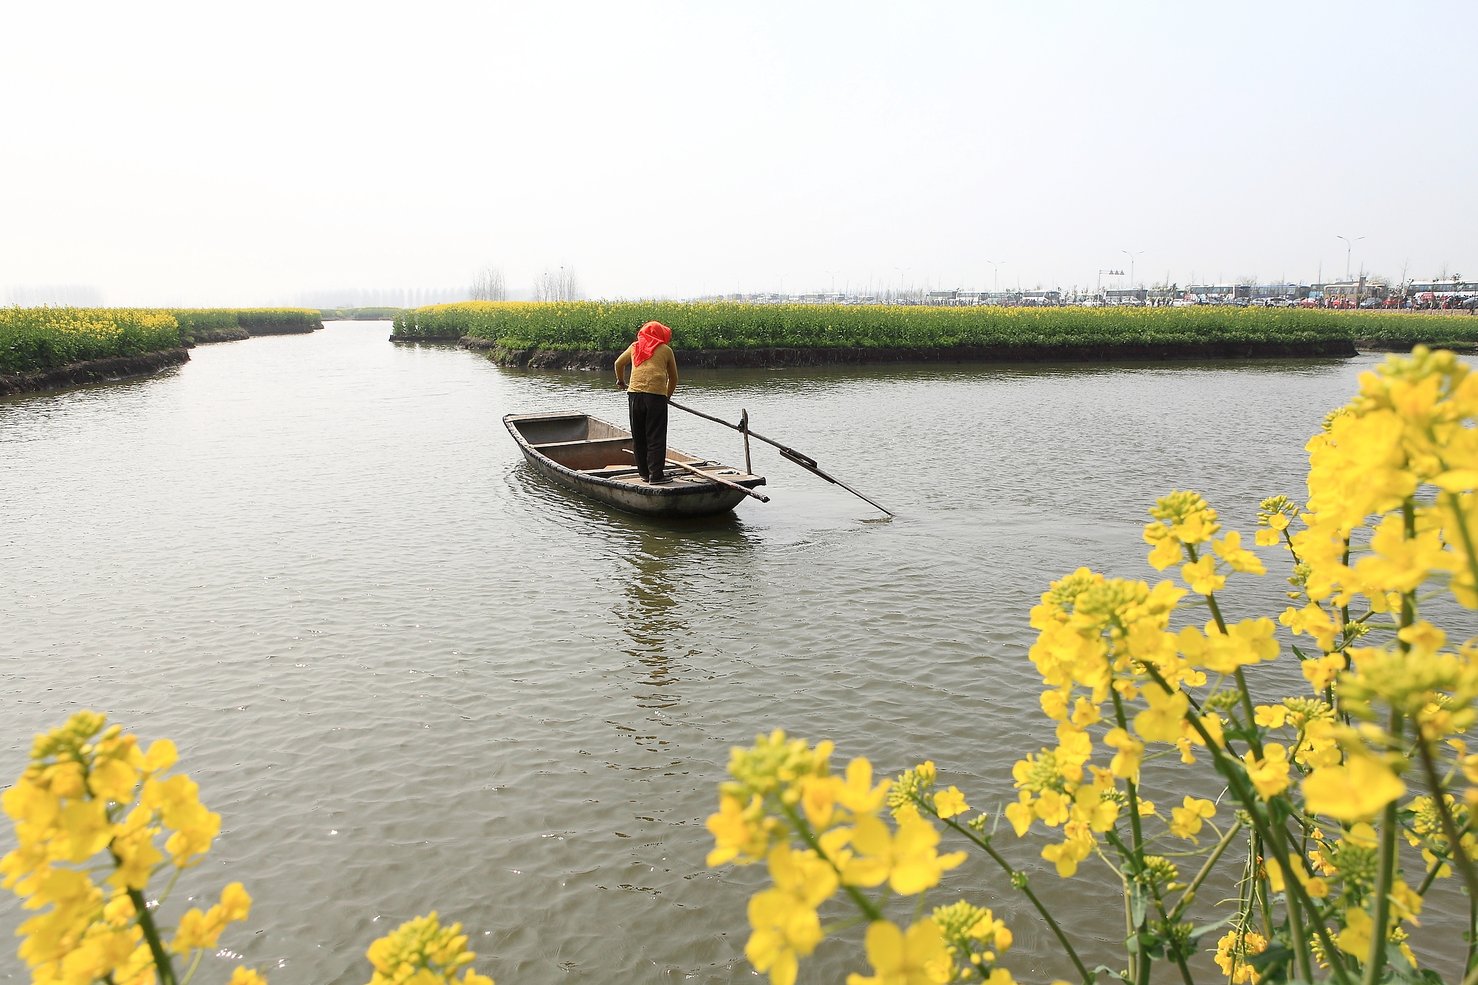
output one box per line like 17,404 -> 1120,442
612,516 -> 759,755
5,327 -> 1466,983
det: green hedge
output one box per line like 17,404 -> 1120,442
391,301 -> 1478,351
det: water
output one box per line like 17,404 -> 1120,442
0,324 -> 1465,982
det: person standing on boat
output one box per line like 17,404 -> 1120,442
615,320 -> 680,484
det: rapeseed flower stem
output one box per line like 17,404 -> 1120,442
929,808 -> 1092,984
1140,661 -> 1343,983
776,800 -> 883,924
127,885 -> 177,985
1362,713 -> 1403,985
1416,736 -> 1478,901
1170,820 -> 1242,921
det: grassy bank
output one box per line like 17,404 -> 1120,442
1,307 -> 183,374
2,307 -> 324,378
175,308 -> 322,343
392,301 -> 1478,355
320,306 -> 402,321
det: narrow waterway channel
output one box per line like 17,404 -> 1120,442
1,324 -> 1464,983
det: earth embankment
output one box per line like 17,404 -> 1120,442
0,349 -> 190,398
467,338 -> 1358,370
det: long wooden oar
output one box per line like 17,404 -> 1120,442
623,449 -> 771,503
668,399 -> 894,517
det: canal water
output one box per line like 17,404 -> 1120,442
0,324 -> 1465,982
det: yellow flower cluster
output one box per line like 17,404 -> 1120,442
3,713 -> 500,985
0,710 -> 258,984
711,350 -> 1478,985
365,912 -> 493,985
707,731 -> 981,985
1214,928 -> 1268,984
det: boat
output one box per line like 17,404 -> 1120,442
504,411 -> 767,518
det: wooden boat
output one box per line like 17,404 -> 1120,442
504,411 -> 767,518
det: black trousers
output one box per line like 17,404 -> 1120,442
628,391 -> 670,480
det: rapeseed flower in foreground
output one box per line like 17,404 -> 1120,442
846,918 -> 952,985
1,710 -> 261,984
365,912 -> 493,985
3,712 -> 498,985
707,732 -> 991,984
712,348 -> 1478,985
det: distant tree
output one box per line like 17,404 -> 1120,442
470,266 -> 507,301
533,266 -> 581,302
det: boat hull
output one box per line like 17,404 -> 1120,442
504,411 -> 766,518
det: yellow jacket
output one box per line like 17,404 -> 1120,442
615,343 -> 678,397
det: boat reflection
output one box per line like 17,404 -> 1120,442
609,515 -> 758,754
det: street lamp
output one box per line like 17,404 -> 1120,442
1121,250 -> 1144,289
1336,235 -> 1364,280
984,259 -> 1006,294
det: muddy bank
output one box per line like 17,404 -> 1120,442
467,338 -> 1358,370
0,349 -> 190,398
1355,338 -> 1477,353
187,327 -> 251,345
244,323 -> 319,336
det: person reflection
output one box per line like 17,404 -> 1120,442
618,537 -> 687,731
610,519 -> 754,755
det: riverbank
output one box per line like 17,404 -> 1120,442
187,326 -> 251,344
392,300 -> 1478,361
1356,337 -> 1477,353
466,336 -> 1360,369
1,306 -> 323,397
0,348 -> 189,398
175,308 -> 323,346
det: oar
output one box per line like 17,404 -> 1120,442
623,449 -> 771,503
668,399 -> 894,517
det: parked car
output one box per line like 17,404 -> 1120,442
1359,297 -> 1383,309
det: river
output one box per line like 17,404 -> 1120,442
0,323 -> 1465,983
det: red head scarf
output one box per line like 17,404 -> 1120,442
632,320 -> 672,367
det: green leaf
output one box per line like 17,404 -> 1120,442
1128,884 -> 1148,929
1247,943 -> 1293,975
1187,911 -> 1238,944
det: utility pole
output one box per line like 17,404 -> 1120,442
985,259 -> 1005,294
1121,250 -> 1144,289
1336,234 -> 1364,280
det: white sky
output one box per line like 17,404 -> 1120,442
3,0 -> 1474,305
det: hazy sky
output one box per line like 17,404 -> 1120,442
4,0 -> 1475,305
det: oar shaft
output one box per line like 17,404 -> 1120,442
666,458 -> 771,502
669,399 -> 794,459
667,399 -> 893,517
623,448 -> 770,502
